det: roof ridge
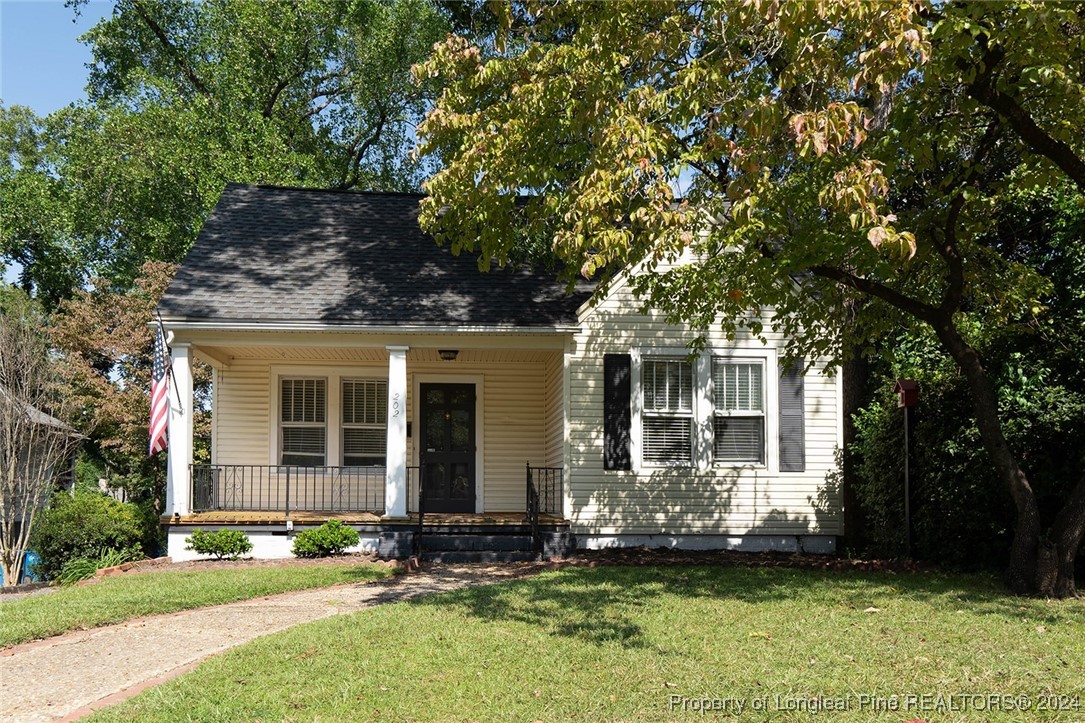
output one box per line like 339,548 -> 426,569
226,182 -> 425,199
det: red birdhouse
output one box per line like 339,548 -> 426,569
894,378 -> 919,408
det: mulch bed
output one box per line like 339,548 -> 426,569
127,552 -> 386,575
556,547 -> 935,573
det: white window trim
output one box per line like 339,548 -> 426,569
279,376 -> 328,467
639,354 -> 697,469
341,377 -> 389,467
710,355 -> 770,468
269,364 -> 386,467
631,347 -> 778,472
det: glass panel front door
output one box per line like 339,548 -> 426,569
419,383 -> 476,513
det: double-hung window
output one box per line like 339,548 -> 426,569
712,360 -> 765,464
280,378 -> 326,466
642,357 -> 694,465
342,379 -> 388,466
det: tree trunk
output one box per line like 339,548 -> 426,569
1044,473 -> 1085,598
840,348 -> 869,552
0,550 -> 23,587
932,319 -> 1054,595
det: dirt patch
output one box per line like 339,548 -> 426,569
0,582 -> 55,603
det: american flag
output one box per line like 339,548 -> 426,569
149,323 -> 169,455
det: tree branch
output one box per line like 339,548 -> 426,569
937,193 -> 967,315
130,0 -> 211,98
966,45 -> 1085,191
335,106 -> 388,190
808,263 -> 940,323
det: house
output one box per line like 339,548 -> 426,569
157,184 -> 842,560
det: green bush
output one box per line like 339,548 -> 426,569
31,492 -> 145,580
291,520 -> 360,558
56,548 -> 141,585
185,529 -> 253,560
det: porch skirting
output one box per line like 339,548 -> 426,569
164,512 -> 571,562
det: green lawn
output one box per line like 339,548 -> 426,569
92,566 -> 1085,722
0,563 -> 392,648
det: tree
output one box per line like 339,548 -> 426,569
2,0 -> 449,304
416,1 -> 1085,596
0,287 -> 83,585
49,261 -> 210,503
849,186 -> 1085,569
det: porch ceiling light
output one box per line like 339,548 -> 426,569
438,349 -> 459,361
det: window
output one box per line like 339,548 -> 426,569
342,379 -> 388,466
280,378 -> 326,466
642,357 -> 693,464
713,360 -> 765,464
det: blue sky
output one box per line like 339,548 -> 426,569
1,0 -> 112,114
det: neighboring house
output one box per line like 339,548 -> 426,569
0,387 -> 81,492
157,184 -> 842,560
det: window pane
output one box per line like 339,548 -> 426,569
644,359 -> 692,412
342,379 -> 387,425
713,416 -> 764,463
282,427 -> 326,466
713,362 -> 763,412
281,378 -> 326,423
643,416 -> 692,463
343,427 -> 385,466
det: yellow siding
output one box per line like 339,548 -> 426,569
211,353 -> 561,513
570,276 -> 842,537
213,359 -> 271,465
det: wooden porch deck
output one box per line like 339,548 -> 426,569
163,511 -> 567,527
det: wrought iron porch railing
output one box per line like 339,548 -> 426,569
526,463 -> 563,552
190,464 -> 387,515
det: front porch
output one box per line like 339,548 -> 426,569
164,459 -> 568,560
160,335 -> 574,560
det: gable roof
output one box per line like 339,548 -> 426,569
157,184 -> 594,328
0,387 -> 80,436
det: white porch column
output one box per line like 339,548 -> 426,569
165,343 -> 194,517
383,345 -> 409,519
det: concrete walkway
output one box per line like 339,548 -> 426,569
0,564 -> 536,722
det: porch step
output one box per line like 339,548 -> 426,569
419,534 -> 532,552
421,550 -> 538,563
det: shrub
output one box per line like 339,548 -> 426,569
185,529 -> 253,560
133,499 -> 166,558
56,548 -> 141,585
30,492 -> 145,580
291,520 -> 359,558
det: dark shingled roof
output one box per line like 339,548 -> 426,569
158,184 -> 594,327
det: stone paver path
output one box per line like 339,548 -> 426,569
0,564 -> 535,722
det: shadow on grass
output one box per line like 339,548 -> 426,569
411,566 -> 1082,649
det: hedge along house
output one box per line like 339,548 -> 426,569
157,184 -> 843,561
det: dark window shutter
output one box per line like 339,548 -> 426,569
779,359 -> 805,472
603,354 -> 632,470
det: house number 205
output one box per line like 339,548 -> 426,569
391,392 -> 401,417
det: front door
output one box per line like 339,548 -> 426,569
419,383 -> 476,513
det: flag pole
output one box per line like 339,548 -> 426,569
155,309 -> 185,416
